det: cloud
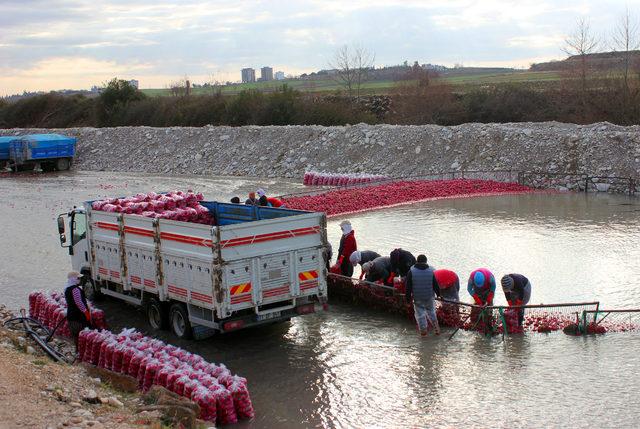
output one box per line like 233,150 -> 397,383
2,0 -> 640,95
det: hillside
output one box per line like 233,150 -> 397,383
141,67 -> 561,97
530,50 -> 640,72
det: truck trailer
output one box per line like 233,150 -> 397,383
57,198 -> 329,338
3,133 -> 76,171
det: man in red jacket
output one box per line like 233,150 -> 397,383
337,220 -> 357,277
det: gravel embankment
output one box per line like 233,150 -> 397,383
3,122 -> 640,191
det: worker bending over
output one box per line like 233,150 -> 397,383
405,255 -> 441,336
434,269 -> 460,302
362,256 -> 392,286
467,268 -> 496,306
389,248 -> 416,283
501,274 -> 532,326
350,250 -> 381,280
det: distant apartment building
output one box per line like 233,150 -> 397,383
128,79 -> 139,89
260,66 -> 274,81
241,68 -> 256,83
275,71 -> 285,80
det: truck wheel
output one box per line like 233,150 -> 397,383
169,303 -> 192,339
82,277 -> 102,302
147,298 -> 169,331
55,158 -> 71,171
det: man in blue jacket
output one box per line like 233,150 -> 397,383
405,255 -> 441,336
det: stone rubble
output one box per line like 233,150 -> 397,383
3,122 -> 639,192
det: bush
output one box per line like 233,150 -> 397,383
0,93 -> 94,128
95,78 -> 145,126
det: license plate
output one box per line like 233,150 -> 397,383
257,311 -> 281,321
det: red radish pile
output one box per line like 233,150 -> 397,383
91,190 -> 215,225
284,179 -> 533,217
78,328 -> 254,425
28,290 -> 107,336
303,171 -> 388,186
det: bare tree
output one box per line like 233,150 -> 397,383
612,7 -> 640,91
168,75 -> 191,97
563,18 -> 600,118
329,44 -> 375,98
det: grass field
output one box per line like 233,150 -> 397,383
141,70 -> 564,97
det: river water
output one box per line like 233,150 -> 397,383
1,171 -> 639,428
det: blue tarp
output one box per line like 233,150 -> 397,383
200,201 -> 308,226
0,136 -> 20,161
7,134 -> 76,163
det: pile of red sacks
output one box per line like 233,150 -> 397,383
303,171 -> 387,186
78,328 -> 254,425
91,190 -> 215,225
284,179 -> 533,216
28,290 -> 107,336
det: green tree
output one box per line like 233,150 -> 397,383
95,78 -> 145,126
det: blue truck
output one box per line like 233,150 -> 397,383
1,133 -> 77,172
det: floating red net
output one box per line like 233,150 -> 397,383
283,179 -> 534,217
327,275 -> 640,336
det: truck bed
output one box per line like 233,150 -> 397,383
87,201 -> 328,330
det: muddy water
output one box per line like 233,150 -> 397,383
2,171 -> 640,428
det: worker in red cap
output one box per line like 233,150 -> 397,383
434,269 -> 460,302
64,271 -> 92,352
336,220 -> 357,277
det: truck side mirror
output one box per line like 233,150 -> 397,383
57,214 -> 69,248
57,216 -> 66,234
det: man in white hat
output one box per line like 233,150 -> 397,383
64,271 -> 92,351
350,250 -> 381,280
336,220 -> 357,277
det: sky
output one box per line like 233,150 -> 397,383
1,0 -> 639,95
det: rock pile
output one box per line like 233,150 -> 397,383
3,122 -> 639,192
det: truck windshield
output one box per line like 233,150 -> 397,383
72,212 -> 86,245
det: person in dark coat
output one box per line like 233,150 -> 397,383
258,195 -> 271,206
501,274 -> 532,326
405,255 -> 440,336
64,271 -> 92,351
349,250 -> 382,280
337,220 -> 357,277
362,256 -> 392,285
245,192 -> 259,205
389,248 -> 416,281
230,196 -> 241,204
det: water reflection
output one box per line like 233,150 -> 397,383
2,172 -> 640,428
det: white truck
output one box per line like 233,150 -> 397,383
57,199 -> 329,338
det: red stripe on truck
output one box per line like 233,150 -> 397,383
191,292 -> 213,304
262,285 -> 290,298
160,231 -> 213,247
231,295 -> 253,305
300,280 -> 319,290
221,226 -> 320,248
95,222 -> 119,232
168,285 -> 188,296
124,226 -> 154,237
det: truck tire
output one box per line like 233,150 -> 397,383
55,157 -> 71,171
82,277 -> 102,302
169,303 -> 193,339
147,298 -> 169,331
